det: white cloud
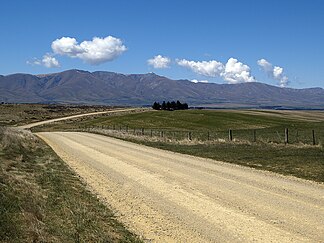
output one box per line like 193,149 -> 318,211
273,66 -> 284,79
51,36 -> 127,65
191,79 -> 209,83
257,58 -> 289,87
177,58 -> 254,84
257,59 -> 272,72
221,58 -> 255,83
27,53 -> 60,68
177,59 -> 224,77
147,55 -> 171,69
42,54 -> 60,68
51,37 -> 82,56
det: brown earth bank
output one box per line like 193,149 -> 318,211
37,132 -> 324,242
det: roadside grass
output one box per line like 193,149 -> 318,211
0,103 -> 116,126
136,140 -> 324,182
34,109 -> 324,182
0,127 -> 141,242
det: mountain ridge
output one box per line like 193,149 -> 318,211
0,69 -> 323,108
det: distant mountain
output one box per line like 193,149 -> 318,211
0,69 -> 323,108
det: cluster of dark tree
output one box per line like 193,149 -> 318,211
152,100 -> 188,111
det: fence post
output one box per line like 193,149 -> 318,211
312,130 -> 316,145
141,128 -> 144,136
296,130 -> 299,143
207,131 -> 210,141
229,129 -> 233,141
253,129 -> 256,142
150,129 -> 153,137
160,131 -> 164,138
188,132 -> 192,141
285,128 -> 289,144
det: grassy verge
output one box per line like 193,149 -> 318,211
136,140 -> 324,182
0,127 -> 141,242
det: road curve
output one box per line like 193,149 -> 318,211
19,108 -> 139,129
37,132 -> 324,242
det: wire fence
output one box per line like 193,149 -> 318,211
69,125 -> 323,145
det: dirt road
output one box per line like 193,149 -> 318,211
19,108 -> 140,129
37,132 -> 324,242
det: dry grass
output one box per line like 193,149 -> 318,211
0,127 -> 141,242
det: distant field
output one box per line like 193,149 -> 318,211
37,108 -> 324,128
34,109 -> 324,182
0,104 -> 116,126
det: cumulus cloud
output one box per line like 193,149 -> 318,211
257,59 -> 272,72
147,55 -> 171,69
42,54 -> 60,68
221,58 -> 255,83
51,36 -> 127,65
177,59 -> 224,77
257,58 -> 289,87
191,79 -> 209,83
27,53 -> 60,68
177,58 -> 254,84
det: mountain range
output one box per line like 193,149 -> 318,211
0,69 -> 323,109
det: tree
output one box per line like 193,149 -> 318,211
171,101 -> 176,110
161,101 -> 166,110
176,100 -> 181,110
166,101 -> 171,110
182,103 -> 188,110
153,100 -> 189,111
152,102 -> 161,110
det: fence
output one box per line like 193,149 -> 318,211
73,125 -> 322,145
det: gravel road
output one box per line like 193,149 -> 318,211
19,108 -> 139,129
37,132 -> 324,242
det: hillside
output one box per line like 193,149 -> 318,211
0,69 -> 323,108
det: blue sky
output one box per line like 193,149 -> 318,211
1,0 -> 324,88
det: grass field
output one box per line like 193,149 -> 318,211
0,127 -> 141,242
34,109 -> 324,182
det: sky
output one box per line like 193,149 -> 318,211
0,0 -> 324,88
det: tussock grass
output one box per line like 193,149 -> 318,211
0,127 -> 141,242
